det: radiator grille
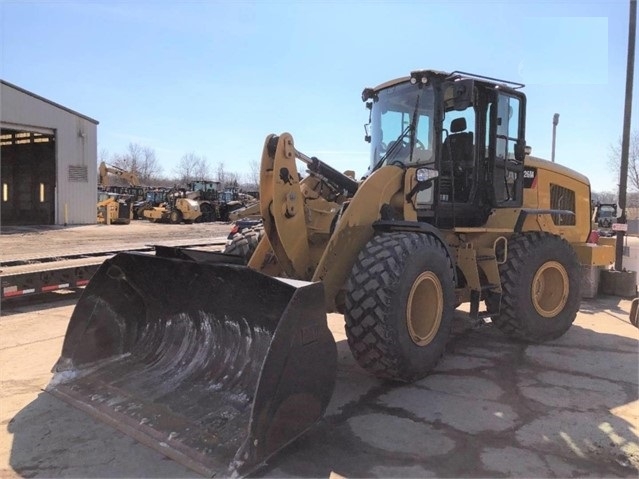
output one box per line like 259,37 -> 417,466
550,184 -> 576,226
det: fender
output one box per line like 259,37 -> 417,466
372,220 -> 457,284
312,165 -> 405,312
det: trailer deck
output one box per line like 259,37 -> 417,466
1,223 -> 231,301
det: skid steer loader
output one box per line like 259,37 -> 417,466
49,70 -> 614,476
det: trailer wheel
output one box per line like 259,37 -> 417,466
486,232 -> 581,342
223,226 -> 264,261
344,232 -> 455,382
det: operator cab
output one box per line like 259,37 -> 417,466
363,70 -> 527,228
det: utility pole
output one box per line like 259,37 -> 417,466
551,113 -> 560,162
616,0 -> 636,271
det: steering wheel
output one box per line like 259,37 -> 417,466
412,139 -> 426,151
388,139 -> 426,153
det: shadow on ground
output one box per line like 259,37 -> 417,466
7,316 -> 639,478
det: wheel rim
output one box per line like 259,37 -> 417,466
531,261 -> 569,318
406,271 -> 443,346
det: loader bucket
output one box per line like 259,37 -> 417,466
47,251 -> 337,477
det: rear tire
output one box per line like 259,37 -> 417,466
169,210 -> 182,224
486,232 -> 581,342
223,226 -> 264,261
199,202 -> 216,222
344,232 -> 455,382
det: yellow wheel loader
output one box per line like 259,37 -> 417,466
49,70 -> 614,476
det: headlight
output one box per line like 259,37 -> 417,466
416,168 -> 439,183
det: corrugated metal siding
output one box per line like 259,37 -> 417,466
1,81 -> 98,225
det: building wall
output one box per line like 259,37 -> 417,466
1,81 -> 98,225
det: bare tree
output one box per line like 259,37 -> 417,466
137,147 -> 163,184
608,130 -> 639,191
111,143 -> 141,172
226,172 -> 240,188
109,143 -> 163,185
174,153 -> 207,184
216,162 -> 227,187
193,156 -> 212,181
248,160 -> 259,188
98,147 -> 110,164
591,191 -> 618,204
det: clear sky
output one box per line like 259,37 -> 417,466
1,0 -> 636,193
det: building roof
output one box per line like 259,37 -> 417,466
1,79 -> 99,125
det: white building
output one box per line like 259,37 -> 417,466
1,80 -> 98,225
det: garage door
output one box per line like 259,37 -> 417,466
1,128 -> 56,225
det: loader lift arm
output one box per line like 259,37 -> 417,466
99,161 -> 141,187
253,133 -> 361,280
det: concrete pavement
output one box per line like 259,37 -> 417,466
1,293 -> 638,478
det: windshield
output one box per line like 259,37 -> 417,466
369,82 -> 435,171
599,206 -> 616,218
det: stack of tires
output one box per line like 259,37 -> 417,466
223,224 -> 264,262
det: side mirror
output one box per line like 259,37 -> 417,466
444,79 -> 474,111
514,140 -> 527,162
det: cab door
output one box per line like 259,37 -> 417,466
489,92 -> 525,207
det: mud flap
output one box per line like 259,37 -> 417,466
47,252 -> 337,477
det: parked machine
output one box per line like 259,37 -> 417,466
141,187 -> 202,224
98,161 -> 141,189
186,180 -> 222,222
50,70 -> 614,477
592,202 -> 618,237
97,162 -> 140,225
133,187 -> 168,219
96,191 -> 133,225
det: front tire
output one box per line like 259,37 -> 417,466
344,232 -> 455,382
486,232 -> 581,342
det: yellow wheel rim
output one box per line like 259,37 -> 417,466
406,271 -> 443,346
531,261 -> 569,318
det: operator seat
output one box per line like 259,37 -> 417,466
441,117 -> 474,202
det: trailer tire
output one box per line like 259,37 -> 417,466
223,226 -> 264,261
344,232 -> 455,382
486,232 -> 581,342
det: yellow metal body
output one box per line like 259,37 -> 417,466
98,161 -> 140,187
142,198 -> 202,223
249,134 -> 614,313
228,201 -> 261,221
97,195 -> 132,225
598,236 -> 617,247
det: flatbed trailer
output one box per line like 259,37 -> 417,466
1,239 -> 227,301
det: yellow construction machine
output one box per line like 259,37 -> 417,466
96,191 -> 133,225
98,161 -> 141,188
97,162 -> 140,224
49,70 -> 614,476
141,187 -> 203,223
